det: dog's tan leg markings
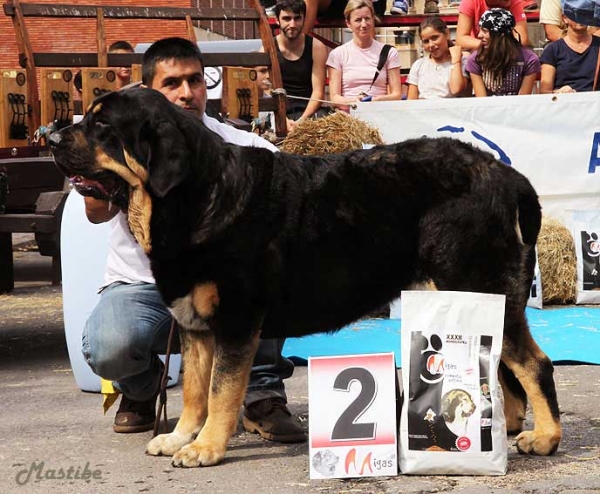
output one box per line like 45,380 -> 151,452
146,330 -> 214,457
95,148 -> 153,253
502,333 -> 562,456
172,331 -> 261,468
499,372 -> 526,434
192,283 -> 220,319
499,365 -> 527,434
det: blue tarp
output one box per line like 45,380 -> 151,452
282,307 -> 600,366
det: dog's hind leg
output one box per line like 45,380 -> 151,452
501,310 -> 562,456
172,330 -> 261,467
147,329 -> 214,457
499,361 -> 527,434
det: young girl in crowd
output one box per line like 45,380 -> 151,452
326,0 -> 402,111
466,8 -> 540,96
407,16 -> 468,99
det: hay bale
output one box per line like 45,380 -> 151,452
538,216 -> 577,305
280,111 -> 384,156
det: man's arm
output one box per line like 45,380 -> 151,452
540,0 -> 564,41
303,0 -> 320,35
298,37 -> 328,121
84,196 -> 121,224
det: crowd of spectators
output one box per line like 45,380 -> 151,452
253,0 -> 600,115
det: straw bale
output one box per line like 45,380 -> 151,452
280,111 -> 384,156
538,216 -> 577,305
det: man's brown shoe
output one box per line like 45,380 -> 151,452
113,393 -> 158,433
243,398 -> 307,443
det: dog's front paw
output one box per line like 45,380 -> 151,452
515,430 -> 561,456
146,432 -> 194,457
171,441 -> 225,468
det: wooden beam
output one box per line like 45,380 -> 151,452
3,3 -> 261,21
246,0 -> 287,137
96,8 -> 107,67
0,214 -> 58,233
186,14 -> 198,43
32,52 -> 272,68
9,0 -> 41,139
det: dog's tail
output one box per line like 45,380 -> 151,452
516,176 -> 542,247
514,174 -> 542,306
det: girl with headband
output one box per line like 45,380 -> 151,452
465,8 -> 540,96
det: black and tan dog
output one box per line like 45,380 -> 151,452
50,88 -> 561,467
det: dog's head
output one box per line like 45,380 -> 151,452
442,389 -> 476,422
50,88 -> 194,252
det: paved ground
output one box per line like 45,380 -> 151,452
2,244 -> 600,493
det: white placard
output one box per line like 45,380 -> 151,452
308,353 -> 398,479
353,93 -> 600,224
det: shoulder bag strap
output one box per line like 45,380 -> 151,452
368,44 -> 393,92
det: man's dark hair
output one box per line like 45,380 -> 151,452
275,0 -> 306,20
141,37 -> 204,85
108,40 -> 134,52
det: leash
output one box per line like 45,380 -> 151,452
270,88 -> 358,111
153,318 -> 177,437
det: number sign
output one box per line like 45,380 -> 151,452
308,353 -> 398,479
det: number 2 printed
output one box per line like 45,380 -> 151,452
331,367 -> 378,441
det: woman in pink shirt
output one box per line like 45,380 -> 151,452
326,0 -> 402,111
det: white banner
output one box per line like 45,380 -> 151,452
352,92 -> 600,223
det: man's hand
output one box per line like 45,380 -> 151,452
286,117 -> 298,133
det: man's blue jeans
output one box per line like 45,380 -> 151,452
82,282 -> 293,405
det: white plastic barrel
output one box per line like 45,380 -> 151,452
61,190 -> 180,392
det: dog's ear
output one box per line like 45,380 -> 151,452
144,119 -> 190,198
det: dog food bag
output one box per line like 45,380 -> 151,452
527,248 -> 543,309
568,210 -> 600,304
399,291 -> 507,475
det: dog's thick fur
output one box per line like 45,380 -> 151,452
50,88 -> 561,467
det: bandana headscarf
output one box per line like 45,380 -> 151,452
479,8 -> 516,35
